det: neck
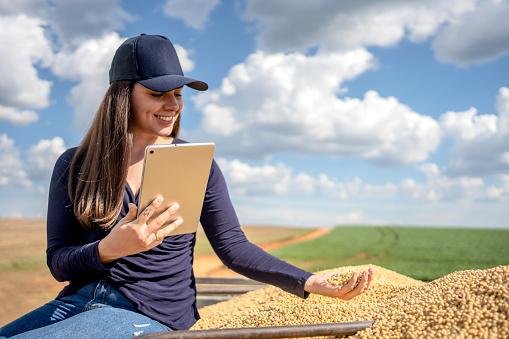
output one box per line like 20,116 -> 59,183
130,133 -> 174,164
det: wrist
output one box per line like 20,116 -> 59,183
304,274 -> 316,293
98,237 -> 119,264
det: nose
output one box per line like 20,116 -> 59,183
162,93 -> 180,111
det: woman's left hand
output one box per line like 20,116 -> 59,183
304,267 -> 374,300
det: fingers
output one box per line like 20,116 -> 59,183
138,195 -> 164,224
367,267 -> 374,285
343,270 -> 370,300
319,271 -> 338,283
137,196 -> 185,245
337,271 -> 361,295
147,231 -> 159,244
117,203 -> 138,226
127,203 -> 137,218
154,217 -> 184,240
361,267 -> 374,292
147,218 -> 184,245
146,202 -> 181,233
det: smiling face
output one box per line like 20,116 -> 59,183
130,83 -> 184,140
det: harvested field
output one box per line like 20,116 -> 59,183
193,264 -> 509,338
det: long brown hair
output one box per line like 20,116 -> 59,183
68,81 -> 181,229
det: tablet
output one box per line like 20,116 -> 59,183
137,142 -> 215,236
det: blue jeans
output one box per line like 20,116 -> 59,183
0,279 -> 172,338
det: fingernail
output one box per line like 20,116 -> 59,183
156,195 -> 163,203
171,203 -> 180,211
176,218 -> 184,224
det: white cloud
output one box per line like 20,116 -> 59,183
174,44 -> 195,72
496,86 -> 509,116
199,104 -> 241,136
235,203 -> 364,227
243,0 -> 475,52
51,33 -> 125,131
0,3 -> 135,128
193,50 -> 440,164
27,137 -> 66,181
218,157 -> 507,204
2,212 -> 24,218
440,107 -> 498,141
0,0 -> 46,16
0,0 -> 133,47
216,156 -> 508,227
432,0 -> 509,66
408,163 -> 485,202
0,134 -> 67,189
51,33 -> 124,82
499,174 -> 509,190
485,175 -> 509,201
439,87 -> 509,176
46,0 -> 132,47
163,0 -> 220,29
0,14 -> 53,123
217,157 -> 399,200
217,157 -> 384,200
0,105 -> 38,125
405,163 -> 509,203
244,0 -> 509,67
0,134 -> 30,187
217,158 -> 292,196
331,211 -> 364,225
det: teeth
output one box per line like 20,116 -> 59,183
155,115 -> 173,122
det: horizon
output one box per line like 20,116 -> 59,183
1,217 -> 507,231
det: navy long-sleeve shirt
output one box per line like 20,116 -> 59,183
46,137 -> 312,330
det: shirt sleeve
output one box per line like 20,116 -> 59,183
199,159 -> 312,299
46,149 -> 110,282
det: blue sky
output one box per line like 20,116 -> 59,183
1,0 -> 508,228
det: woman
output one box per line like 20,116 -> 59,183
0,34 -> 373,338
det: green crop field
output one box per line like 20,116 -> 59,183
270,226 -> 509,281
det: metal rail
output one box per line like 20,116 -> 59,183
195,277 -> 266,308
197,283 -> 262,294
195,277 -> 265,285
139,321 -> 374,338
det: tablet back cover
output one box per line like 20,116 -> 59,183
138,142 -> 215,236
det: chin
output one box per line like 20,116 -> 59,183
155,127 -> 175,136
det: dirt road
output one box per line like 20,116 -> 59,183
194,227 -> 330,277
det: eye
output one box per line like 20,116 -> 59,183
175,93 -> 183,97
150,91 -> 164,97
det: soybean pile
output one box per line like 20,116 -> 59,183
192,264 -> 509,338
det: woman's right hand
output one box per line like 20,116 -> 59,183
304,268 -> 374,300
98,195 -> 183,264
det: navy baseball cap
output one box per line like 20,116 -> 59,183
109,34 -> 208,92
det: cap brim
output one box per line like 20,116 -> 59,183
138,75 -> 208,92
